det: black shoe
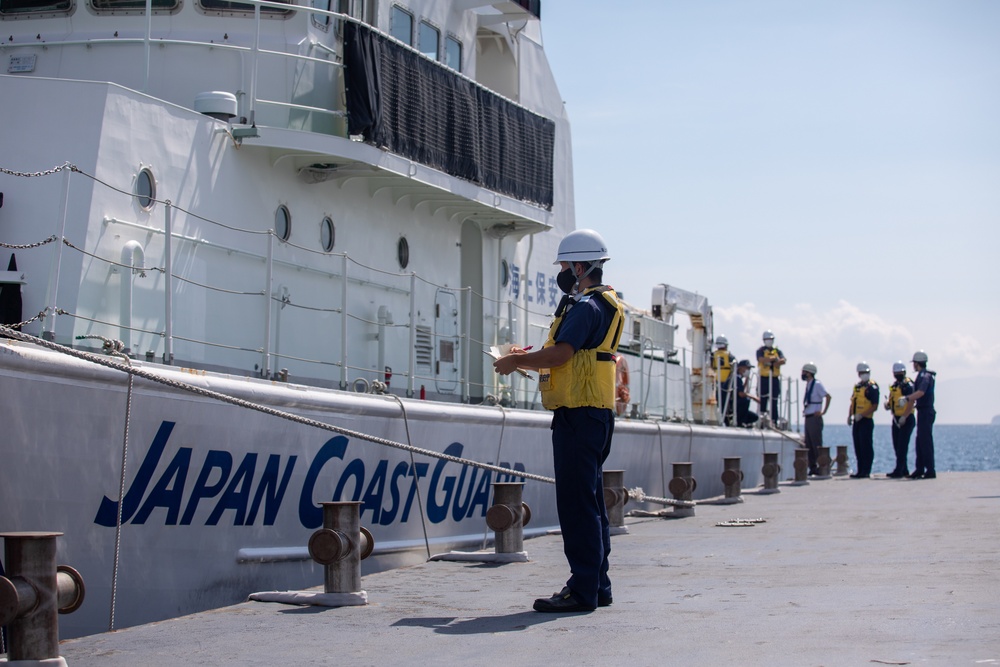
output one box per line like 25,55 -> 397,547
886,471 -> 905,478
533,588 -> 595,613
598,593 -> 613,608
923,472 -> 936,479
908,471 -> 924,479
849,473 -> 869,479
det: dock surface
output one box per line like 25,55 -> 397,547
54,472 -> 1000,666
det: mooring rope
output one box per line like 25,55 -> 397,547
0,325 -> 555,485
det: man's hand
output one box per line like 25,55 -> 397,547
493,349 -> 526,376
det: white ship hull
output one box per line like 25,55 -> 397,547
0,0 -> 792,639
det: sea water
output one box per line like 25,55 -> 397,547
811,424 -> 999,474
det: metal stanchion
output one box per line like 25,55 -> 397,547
602,470 -> 629,535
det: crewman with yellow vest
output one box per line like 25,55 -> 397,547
884,361 -> 915,478
713,335 -> 736,425
848,361 -> 880,478
494,229 -> 624,613
755,330 -> 786,424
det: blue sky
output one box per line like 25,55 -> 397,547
540,0 -> 1000,423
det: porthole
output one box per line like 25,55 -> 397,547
397,236 -> 409,269
275,205 -> 291,241
500,259 -> 510,287
320,216 -> 335,252
136,167 -> 156,210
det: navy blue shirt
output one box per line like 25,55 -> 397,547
914,369 -> 935,410
554,289 -> 615,352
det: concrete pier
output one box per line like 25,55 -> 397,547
50,472 -> 1000,666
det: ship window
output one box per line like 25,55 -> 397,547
418,20 -> 438,60
92,0 -> 179,12
0,0 -> 72,15
310,0 -> 346,31
397,236 -> 409,269
275,205 -> 291,241
199,0 -> 292,18
445,35 -> 461,72
389,5 -> 411,45
320,216 -> 335,252
135,167 -> 156,210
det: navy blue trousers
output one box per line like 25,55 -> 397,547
914,408 -> 936,475
760,376 -> 781,421
852,417 -> 874,476
551,406 -> 613,608
891,414 -> 915,474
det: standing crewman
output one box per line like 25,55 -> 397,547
714,334 -> 736,425
848,361 -> 879,478
756,330 -> 786,425
801,362 -> 831,476
494,229 -> 624,613
884,361 -> 915,478
899,350 -> 936,479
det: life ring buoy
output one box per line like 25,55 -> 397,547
615,354 -> 631,416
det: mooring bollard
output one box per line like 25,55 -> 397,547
791,448 -> 810,485
720,457 -> 744,502
602,470 -> 629,534
833,445 -> 850,476
814,446 -> 833,479
667,462 -> 696,517
760,452 -> 781,494
485,482 -> 531,553
0,532 -> 85,665
308,502 -> 374,595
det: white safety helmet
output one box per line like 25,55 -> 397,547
762,329 -> 774,341
802,362 -> 817,375
856,361 -> 871,374
912,350 -> 928,364
554,229 -> 611,265
892,361 -> 906,374
715,334 -> 729,348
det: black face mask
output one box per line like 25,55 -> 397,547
556,267 -> 577,294
801,373 -> 809,381
894,373 -> 905,382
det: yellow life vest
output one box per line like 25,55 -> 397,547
852,381 -> 878,416
758,347 -> 781,378
713,349 -> 734,383
888,379 -> 912,417
539,286 -> 625,410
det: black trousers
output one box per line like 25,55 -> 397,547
914,408 -> 936,475
890,414 -> 915,474
759,376 -> 781,421
803,413 -> 823,471
852,417 -> 874,477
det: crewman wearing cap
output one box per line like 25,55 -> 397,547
734,359 -> 759,427
801,362 -> 831,476
898,350 -> 936,479
848,361 -> 879,478
884,361 -> 915,478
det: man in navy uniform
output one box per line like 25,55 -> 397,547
884,361 -> 915,478
494,229 -> 624,613
848,361 -> 879,478
899,350 -> 936,479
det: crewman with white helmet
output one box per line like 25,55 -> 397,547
713,334 -> 736,424
848,361 -> 880,478
800,362 -> 831,475
755,330 -> 786,424
884,361 -> 915,478
494,228 -> 624,612
899,350 -> 936,479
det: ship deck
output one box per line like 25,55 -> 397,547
51,471 -> 1000,665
